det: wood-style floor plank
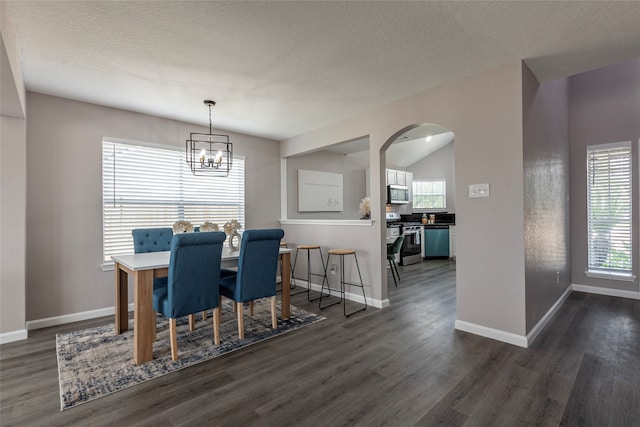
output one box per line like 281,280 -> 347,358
1,260 -> 639,426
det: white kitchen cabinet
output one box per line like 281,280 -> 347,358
386,169 -> 396,185
396,170 -> 406,186
386,169 -> 407,186
449,225 -> 456,259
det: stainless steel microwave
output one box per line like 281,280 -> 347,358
387,185 -> 410,204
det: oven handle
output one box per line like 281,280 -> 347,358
402,229 -> 421,235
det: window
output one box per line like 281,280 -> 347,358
102,140 -> 244,263
587,141 -> 632,277
413,179 -> 446,210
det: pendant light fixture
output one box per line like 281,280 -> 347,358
186,100 -> 232,176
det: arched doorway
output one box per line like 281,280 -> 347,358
381,123 -> 456,295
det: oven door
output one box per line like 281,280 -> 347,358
400,228 -> 422,265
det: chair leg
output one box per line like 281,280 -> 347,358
271,296 -> 277,329
202,311 -> 207,321
212,307 -> 220,345
249,300 -> 254,316
170,318 -> 178,361
236,302 -> 244,339
189,314 -> 196,331
217,301 -> 222,331
393,259 -> 401,285
389,259 -> 398,287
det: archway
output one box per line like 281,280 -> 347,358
380,123 -> 456,295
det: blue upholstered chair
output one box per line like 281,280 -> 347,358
132,227 -> 173,289
387,235 -> 405,287
219,229 -> 284,339
132,227 -> 173,253
153,231 -> 226,360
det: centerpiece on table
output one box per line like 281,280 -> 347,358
199,221 -> 219,232
359,196 -> 371,220
173,220 -> 194,233
223,219 -> 242,250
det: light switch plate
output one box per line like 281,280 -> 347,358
469,183 -> 490,198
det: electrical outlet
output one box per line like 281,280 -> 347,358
329,264 -> 337,275
556,271 -> 560,284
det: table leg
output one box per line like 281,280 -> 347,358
281,252 -> 291,319
114,263 -> 129,334
133,269 -> 155,365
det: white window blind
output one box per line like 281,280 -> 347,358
587,142 -> 632,275
413,179 -> 446,210
102,140 -> 245,262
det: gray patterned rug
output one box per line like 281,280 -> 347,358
56,300 -> 325,410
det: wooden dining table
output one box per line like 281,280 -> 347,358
112,247 -> 292,365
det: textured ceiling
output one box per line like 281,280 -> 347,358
6,1 -> 640,141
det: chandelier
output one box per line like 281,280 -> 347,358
186,100 -> 232,176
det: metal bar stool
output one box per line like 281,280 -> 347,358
292,244 -> 328,301
319,249 -> 367,317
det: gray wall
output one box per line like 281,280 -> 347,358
569,58 -> 640,292
286,151 -> 368,219
25,93 -> 281,321
281,61 -> 528,336
522,65 -> 571,332
0,5 -> 27,340
0,116 -> 26,337
407,142 -> 455,213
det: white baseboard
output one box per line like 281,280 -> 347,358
295,279 -> 388,309
0,329 -> 28,344
26,303 -> 134,331
454,320 -> 528,348
455,286 -> 572,348
526,285 -> 572,346
572,283 -> 640,300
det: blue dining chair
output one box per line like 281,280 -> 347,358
219,229 -> 285,339
132,227 -> 173,290
153,231 -> 226,360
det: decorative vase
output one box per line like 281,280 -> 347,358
228,232 -> 241,251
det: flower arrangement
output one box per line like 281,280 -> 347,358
359,196 -> 371,219
173,220 -> 194,233
199,221 -> 219,232
223,219 -> 242,236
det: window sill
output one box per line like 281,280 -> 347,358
585,270 -> 637,282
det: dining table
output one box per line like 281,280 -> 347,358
112,246 -> 292,365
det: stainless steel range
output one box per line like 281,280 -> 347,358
398,222 -> 423,265
386,213 -> 424,266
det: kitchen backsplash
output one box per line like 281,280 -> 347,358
401,212 -> 456,224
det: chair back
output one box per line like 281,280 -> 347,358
234,229 -> 285,302
166,231 -> 226,318
132,228 -> 173,253
388,235 -> 405,257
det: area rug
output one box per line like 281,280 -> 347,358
56,300 -> 325,410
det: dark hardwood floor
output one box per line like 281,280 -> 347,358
1,260 -> 639,426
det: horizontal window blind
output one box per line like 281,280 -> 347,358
413,179 -> 446,209
102,140 -> 244,262
587,142 -> 632,274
